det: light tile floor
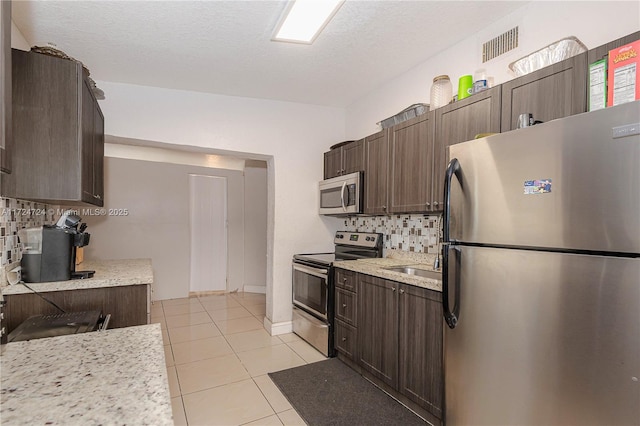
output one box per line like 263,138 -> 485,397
151,292 -> 326,426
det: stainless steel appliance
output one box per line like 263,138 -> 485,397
292,231 -> 383,356
442,101 -> 640,425
7,310 -> 110,342
318,171 -> 363,216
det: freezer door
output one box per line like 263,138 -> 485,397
447,101 -> 640,253
444,245 -> 640,425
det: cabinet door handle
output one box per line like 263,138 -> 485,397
342,303 -> 347,308
382,205 -> 387,211
342,337 -> 347,342
426,202 -> 430,206
434,201 -> 439,206
399,289 -> 405,294
392,287 -> 396,291
343,277 -> 347,282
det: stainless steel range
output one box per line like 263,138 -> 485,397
292,231 -> 383,357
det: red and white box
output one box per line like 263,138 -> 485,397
607,40 -> 640,106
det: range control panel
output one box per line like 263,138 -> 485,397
334,231 -> 382,248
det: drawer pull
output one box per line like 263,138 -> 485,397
392,287 -> 396,291
342,337 -> 347,341
399,289 -> 405,294
342,303 -> 347,308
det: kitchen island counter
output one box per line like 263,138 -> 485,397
334,257 -> 442,292
2,258 -> 153,295
0,323 -> 172,425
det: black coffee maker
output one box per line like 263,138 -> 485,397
19,212 -> 94,283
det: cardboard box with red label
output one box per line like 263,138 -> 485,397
607,40 -> 640,106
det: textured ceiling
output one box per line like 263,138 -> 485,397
12,1 -> 527,107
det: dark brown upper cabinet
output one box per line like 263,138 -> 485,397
3,49 -> 104,206
80,77 -> 105,205
0,0 -> 11,174
323,148 -> 342,180
388,112 -> 436,213
363,130 -> 389,215
433,86 -> 502,210
500,52 -> 587,132
434,85 -> 502,147
323,139 -> 365,179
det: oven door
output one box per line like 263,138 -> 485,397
292,262 -> 329,321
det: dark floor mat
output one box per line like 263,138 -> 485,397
268,358 -> 427,426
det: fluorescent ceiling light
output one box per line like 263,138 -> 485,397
273,0 -> 344,44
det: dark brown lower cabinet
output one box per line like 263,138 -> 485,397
348,271 -> 444,422
335,287 -> 357,326
3,284 -> 149,334
358,275 -> 399,388
398,284 -> 443,419
335,319 -> 357,360
335,268 -> 359,363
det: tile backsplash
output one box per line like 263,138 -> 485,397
343,214 -> 442,254
0,197 -> 57,271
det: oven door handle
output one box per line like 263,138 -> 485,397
293,263 -> 328,278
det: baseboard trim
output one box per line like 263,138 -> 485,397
188,290 -> 225,297
263,317 -> 293,336
243,285 -> 266,294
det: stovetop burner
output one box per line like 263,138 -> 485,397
293,232 -> 383,267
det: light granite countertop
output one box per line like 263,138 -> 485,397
2,259 -> 153,296
0,324 -> 172,425
334,257 -> 442,292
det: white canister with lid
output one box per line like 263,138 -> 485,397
473,68 -> 489,93
430,75 -> 452,109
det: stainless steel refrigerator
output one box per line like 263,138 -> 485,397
442,101 -> 640,425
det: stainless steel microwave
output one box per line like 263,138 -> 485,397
318,171 -> 363,216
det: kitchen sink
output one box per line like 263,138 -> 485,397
383,266 -> 442,280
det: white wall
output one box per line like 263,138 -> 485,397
345,1 -> 640,138
95,82 -> 345,331
11,20 -> 30,50
244,163 -> 268,293
83,157 -> 246,301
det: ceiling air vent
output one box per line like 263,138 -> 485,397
483,27 -> 519,63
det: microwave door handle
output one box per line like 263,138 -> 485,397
340,181 -> 347,212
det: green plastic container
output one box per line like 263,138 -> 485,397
457,75 -> 473,100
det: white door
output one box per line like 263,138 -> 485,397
189,175 -> 227,293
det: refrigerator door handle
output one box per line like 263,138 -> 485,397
443,158 -> 463,329
443,158 -> 461,244
443,246 -> 461,328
